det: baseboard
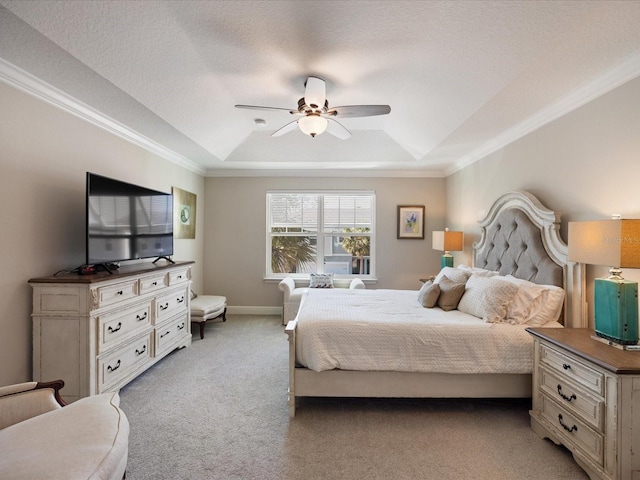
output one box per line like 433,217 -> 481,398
226,306 -> 283,316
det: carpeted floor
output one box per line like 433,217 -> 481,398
118,315 -> 590,480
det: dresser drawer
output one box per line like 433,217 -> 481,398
155,287 -> 189,324
97,301 -> 153,353
154,316 -> 189,357
97,333 -> 152,391
94,279 -> 138,308
539,367 -> 604,430
540,395 -> 604,466
139,273 -> 168,295
540,343 -> 604,396
168,267 -> 191,286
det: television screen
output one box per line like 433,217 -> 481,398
86,173 -> 173,265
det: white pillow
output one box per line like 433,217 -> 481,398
456,265 -> 499,277
434,266 -> 471,285
501,275 -> 565,325
457,275 -> 519,323
309,273 -> 334,288
527,286 -> 565,326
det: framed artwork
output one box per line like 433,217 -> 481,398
397,205 -> 425,239
172,187 -> 197,239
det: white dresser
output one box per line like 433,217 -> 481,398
30,261 -> 193,402
528,327 -> 640,480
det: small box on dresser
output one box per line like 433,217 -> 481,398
527,327 -> 640,480
30,261 -> 193,403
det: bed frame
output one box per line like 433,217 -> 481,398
285,191 -> 586,417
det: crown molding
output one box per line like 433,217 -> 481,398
445,54 -> 640,177
205,167 -> 445,178
0,58 -> 206,175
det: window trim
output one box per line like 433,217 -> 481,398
265,190 -> 376,280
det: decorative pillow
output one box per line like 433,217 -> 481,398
437,276 -> 467,311
418,279 -> 441,308
309,273 -> 334,288
434,267 -> 471,285
458,275 -> 519,323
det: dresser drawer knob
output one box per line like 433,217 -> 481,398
160,302 -> 169,311
116,290 -> 123,295
557,384 -> 577,402
177,322 -> 185,330
177,296 -> 185,304
136,312 -> 148,321
562,363 -> 571,370
107,322 -> 122,334
107,359 -> 121,372
558,414 -> 578,433
160,330 -> 171,339
135,345 -> 147,356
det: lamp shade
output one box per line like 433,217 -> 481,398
568,220 -> 640,268
432,230 -> 463,252
298,114 -> 328,137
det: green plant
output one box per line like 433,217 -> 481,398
341,228 -> 370,274
271,229 -> 315,273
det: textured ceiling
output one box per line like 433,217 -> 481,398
1,0 -> 640,176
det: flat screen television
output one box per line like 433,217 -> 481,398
86,172 -> 173,266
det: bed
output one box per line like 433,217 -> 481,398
284,191 -> 587,417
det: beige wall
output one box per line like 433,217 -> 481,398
203,176 -> 447,308
0,82 -> 205,386
446,76 -> 640,326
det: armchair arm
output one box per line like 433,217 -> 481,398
278,277 -> 296,300
0,380 -> 65,430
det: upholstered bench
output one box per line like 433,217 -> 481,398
0,380 -> 129,480
278,277 -> 366,324
190,295 -> 227,339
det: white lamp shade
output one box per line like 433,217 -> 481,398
432,230 -> 464,252
568,219 -> 640,268
298,115 -> 328,137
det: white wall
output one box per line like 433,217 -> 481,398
446,76 -> 640,327
203,176 -> 447,309
0,82 -> 205,386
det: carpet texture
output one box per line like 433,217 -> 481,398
119,315 -> 589,480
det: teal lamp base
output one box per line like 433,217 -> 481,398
594,277 -> 639,345
441,254 -> 454,268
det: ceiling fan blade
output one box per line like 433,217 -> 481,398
304,76 -> 326,110
235,104 -> 296,113
326,118 -> 351,140
271,120 -> 300,137
326,105 -> 391,118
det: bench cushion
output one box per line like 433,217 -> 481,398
190,295 -> 227,316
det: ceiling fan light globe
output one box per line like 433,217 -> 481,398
298,114 -> 328,137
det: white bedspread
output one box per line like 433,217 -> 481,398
295,288 -> 548,374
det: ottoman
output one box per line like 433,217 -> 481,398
190,295 -> 227,339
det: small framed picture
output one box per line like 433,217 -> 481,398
172,187 -> 197,239
397,205 -> 425,239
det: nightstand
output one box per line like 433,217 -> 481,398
527,327 -> 640,480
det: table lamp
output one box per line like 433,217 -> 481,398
432,228 -> 464,268
568,218 -> 640,345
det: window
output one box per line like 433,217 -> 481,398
267,191 -> 375,278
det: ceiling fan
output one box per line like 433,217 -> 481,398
235,76 -> 391,139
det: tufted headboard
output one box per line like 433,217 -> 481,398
472,191 -> 586,327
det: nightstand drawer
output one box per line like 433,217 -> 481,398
540,343 -> 604,396
539,367 -> 604,431
540,395 -> 603,467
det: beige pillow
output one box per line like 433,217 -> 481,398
418,280 -> 440,308
437,276 -> 467,311
434,267 -> 471,285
